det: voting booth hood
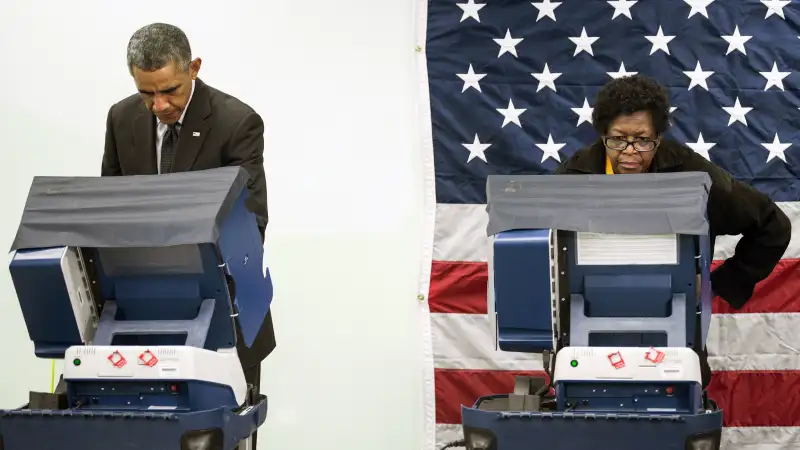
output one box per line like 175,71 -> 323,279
8,166 -> 273,354
484,170 -> 715,359
484,172 -> 712,236
485,171 -> 715,352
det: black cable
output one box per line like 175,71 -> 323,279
439,440 -> 466,449
536,350 -> 553,397
541,398 -> 556,410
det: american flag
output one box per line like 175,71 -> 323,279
415,1 -> 800,449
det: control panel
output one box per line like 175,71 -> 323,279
553,346 -> 702,384
66,380 -> 188,411
555,381 -> 702,414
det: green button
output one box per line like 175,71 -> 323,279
73,358 -> 81,366
570,360 -> 578,367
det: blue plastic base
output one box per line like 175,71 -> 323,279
461,395 -> 723,450
0,395 -> 267,450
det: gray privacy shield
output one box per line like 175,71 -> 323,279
485,172 -> 712,236
10,166 -> 251,251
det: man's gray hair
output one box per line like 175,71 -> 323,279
126,23 -> 192,74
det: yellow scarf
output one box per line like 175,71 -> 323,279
605,156 -> 614,174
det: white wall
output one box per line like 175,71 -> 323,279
0,1 -> 427,449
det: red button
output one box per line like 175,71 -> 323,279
666,386 -> 673,395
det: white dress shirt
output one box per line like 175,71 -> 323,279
155,79 -> 195,174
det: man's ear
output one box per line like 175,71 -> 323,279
189,58 -> 202,80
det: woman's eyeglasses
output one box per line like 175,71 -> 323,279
603,136 -> 658,152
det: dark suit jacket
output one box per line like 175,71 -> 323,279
100,78 -> 275,369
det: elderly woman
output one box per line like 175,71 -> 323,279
556,74 -> 791,388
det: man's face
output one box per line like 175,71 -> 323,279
604,111 -> 659,174
132,58 -> 201,124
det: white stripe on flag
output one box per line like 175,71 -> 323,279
433,202 -> 800,263
432,312 -> 800,372
707,312 -> 800,371
431,312 -> 542,371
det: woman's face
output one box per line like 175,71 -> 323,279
604,111 -> 659,174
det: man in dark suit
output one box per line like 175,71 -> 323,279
100,22 -> 275,447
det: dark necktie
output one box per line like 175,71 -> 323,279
160,123 -> 180,174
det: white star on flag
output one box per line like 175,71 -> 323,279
608,62 -> 637,78
457,0 -> 485,22
760,62 -> 790,91
761,0 -> 790,19
683,61 -> 714,90
532,63 -> 562,92
721,26 -> 752,55
535,134 -> 566,163
571,98 -> 593,126
531,0 -> 561,21
722,97 -> 753,126
462,134 -> 492,163
683,0 -> 715,19
607,0 -> 637,19
569,27 -> 599,56
686,133 -> 716,160
494,29 -> 523,57
497,99 -> 526,128
645,26 -> 675,55
761,133 -> 791,163
457,64 -> 487,92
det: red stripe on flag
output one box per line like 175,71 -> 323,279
711,259 -> 800,314
429,260 -> 488,314
429,259 -> 800,315
708,371 -> 800,426
434,368 -> 800,427
434,368 -> 544,424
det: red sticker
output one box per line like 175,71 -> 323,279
108,351 -> 127,368
645,347 -> 665,363
608,351 -> 625,369
138,350 -> 158,367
